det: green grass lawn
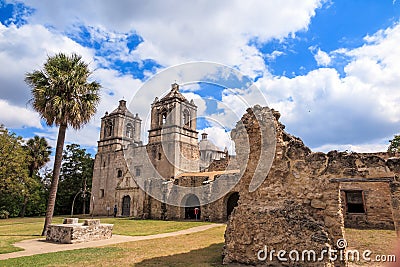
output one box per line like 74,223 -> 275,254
0,217 -> 397,267
0,216 -> 209,254
1,226 -> 226,267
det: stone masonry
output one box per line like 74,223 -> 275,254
91,85 -> 399,237
46,218 -> 113,244
223,105 -> 400,266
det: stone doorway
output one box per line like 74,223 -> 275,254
226,192 -> 239,220
184,194 -> 201,219
122,195 -> 131,216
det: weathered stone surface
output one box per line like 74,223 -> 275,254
63,218 -> 79,224
46,219 -> 113,244
223,106 -> 346,267
83,219 -> 100,226
310,199 -> 326,209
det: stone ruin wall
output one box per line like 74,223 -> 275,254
223,105 -> 400,266
340,181 -> 394,229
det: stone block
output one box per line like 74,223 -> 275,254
83,219 -> 100,226
311,199 -> 326,209
46,219 -> 113,244
63,218 -> 79,224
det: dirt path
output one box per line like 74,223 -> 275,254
0,223 -> 222,260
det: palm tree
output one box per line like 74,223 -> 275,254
25,53 -> 101,235
26,136 -> 52,178
19,136 -> 52,217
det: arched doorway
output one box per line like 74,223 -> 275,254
226,192 -> 239,220
184,194 -> 201,219
122,195 -> 131,216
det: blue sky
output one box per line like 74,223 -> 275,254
1,0 -> 400,157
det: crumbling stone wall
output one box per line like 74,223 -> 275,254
224,106 -> 345,266
387,158 -> 400,236
340,181 -> 394,229
223,106 -> 400,266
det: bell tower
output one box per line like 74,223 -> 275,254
147,83 -> 199,178
98,99 -> 142,152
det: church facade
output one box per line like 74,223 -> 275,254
90,83 -> 237,221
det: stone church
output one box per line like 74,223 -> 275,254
91,82 -> 398,234
91,83 -> 236,220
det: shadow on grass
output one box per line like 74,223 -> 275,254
136,243 -> 225,267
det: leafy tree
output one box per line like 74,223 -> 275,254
0,127 -> 30,217
388,135 -> 400,154
56,144 -> 94,215
20,136 -> 51,217
25,53 -> 101,235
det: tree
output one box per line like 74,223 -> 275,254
0,127 -> 30,217
56,144 -> 94,215
388,135 -> 400,154
19,136 -> 51,217
25,53 -> 101,235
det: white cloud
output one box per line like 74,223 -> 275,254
0,99 -> 41,128
0,23 -> 95,107
0,21 -> 146,148
310,46 -> 331,66
253,23 -> 400,151
11,0 -> 323,76
313,141 -> 389,153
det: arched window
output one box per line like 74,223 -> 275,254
126,123 -> 133,138
159,109 -> 167,126
117,169 -> 123,178
105,120 -> 113,137
183,109 -> 190,127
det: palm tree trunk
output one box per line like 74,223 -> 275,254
41,123 -> 67,236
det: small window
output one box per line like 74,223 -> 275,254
158,153 -> 162,160
126,123 -> 134,138
135,167 -> 141,177
100,189 -> 105,198
117,169 -> 123,178
345,191 -> 365,213
160,112 -> 167,125
183,109 -> 190,127
105,120 -> 113,137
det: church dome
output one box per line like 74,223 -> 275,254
199,133 -> 221,152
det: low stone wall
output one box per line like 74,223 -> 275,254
46,218 -> 113,244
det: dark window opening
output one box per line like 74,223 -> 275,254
158,153 -> 162,160
105,120 -> 113,137
183,109 -> 191,127
117,169 -> 123,178
345,191 -> 365,214
135,167 -> 141,177
100,189 -> 105,198
226,192 -> 239,219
